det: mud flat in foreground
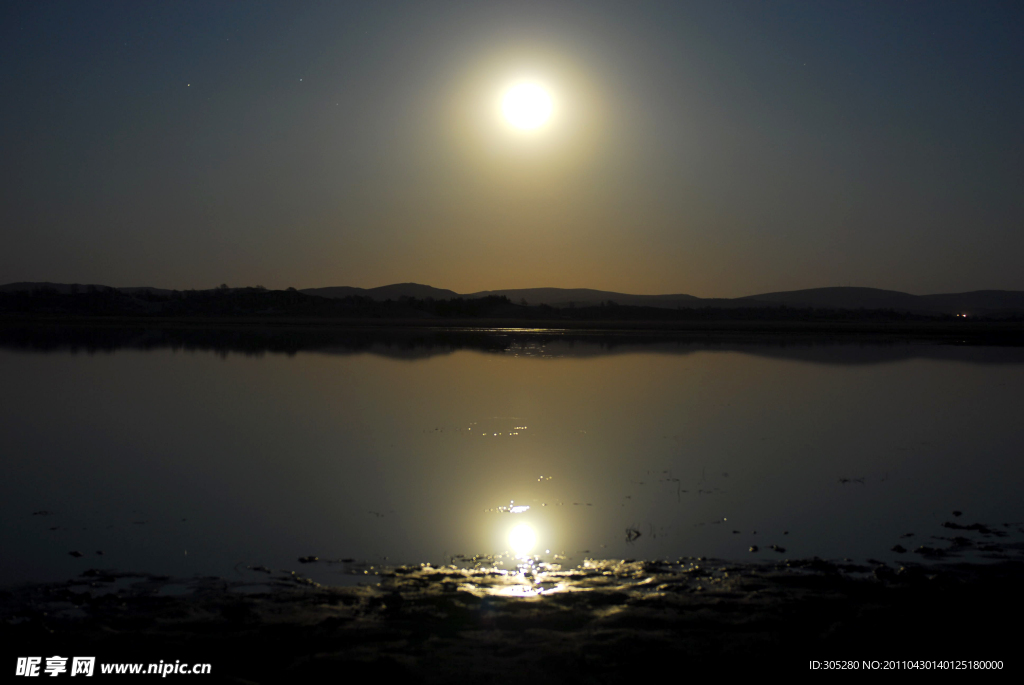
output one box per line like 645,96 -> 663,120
3,545 -> 1021,682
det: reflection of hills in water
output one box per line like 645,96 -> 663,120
2,324 -> 1024,365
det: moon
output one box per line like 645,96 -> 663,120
501,82 -> 554,130
508,523 -> 537,555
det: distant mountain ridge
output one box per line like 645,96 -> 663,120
732,287 -> 1024,316
0,282 -> 176,297
301,283 -> 460,301
3,282 -> 1024,316
300,284 -> 1024,316
463,287 -> 707,310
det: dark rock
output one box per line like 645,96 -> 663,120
913,546 -> 946,558
873,565 -> 897,581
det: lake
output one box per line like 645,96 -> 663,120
3,327 -> 1023,588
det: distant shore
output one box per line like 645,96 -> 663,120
3,313 -> 1024,342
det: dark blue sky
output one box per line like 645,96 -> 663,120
2,1 -> 1022,296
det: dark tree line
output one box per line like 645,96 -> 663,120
2,286 -> 1011,322
0,288 -> 517,319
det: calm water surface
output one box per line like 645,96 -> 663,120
3,331 -> 1023,586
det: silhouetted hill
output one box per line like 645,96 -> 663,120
737,287 -> 927,312
1,282 -> 116,294
0,286 -> 519,319
4,282 -> 1024,317
299,286 -> 366,299
301,283 -> 459,301
1,282 -> 175,297
466,287 -> 706,309
366,283 -> 461,300
736,287 -> 1024,316
303,283 -> 1024,316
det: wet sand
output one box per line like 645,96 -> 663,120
4,548 -> 1021,682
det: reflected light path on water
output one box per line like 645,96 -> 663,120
1,330 -> 1024,587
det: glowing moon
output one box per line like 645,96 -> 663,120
508,523 -> 537,555
502,82 -> 553,130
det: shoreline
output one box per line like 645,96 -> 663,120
3,314 -> 1024,342
3,552 -> 1020,681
